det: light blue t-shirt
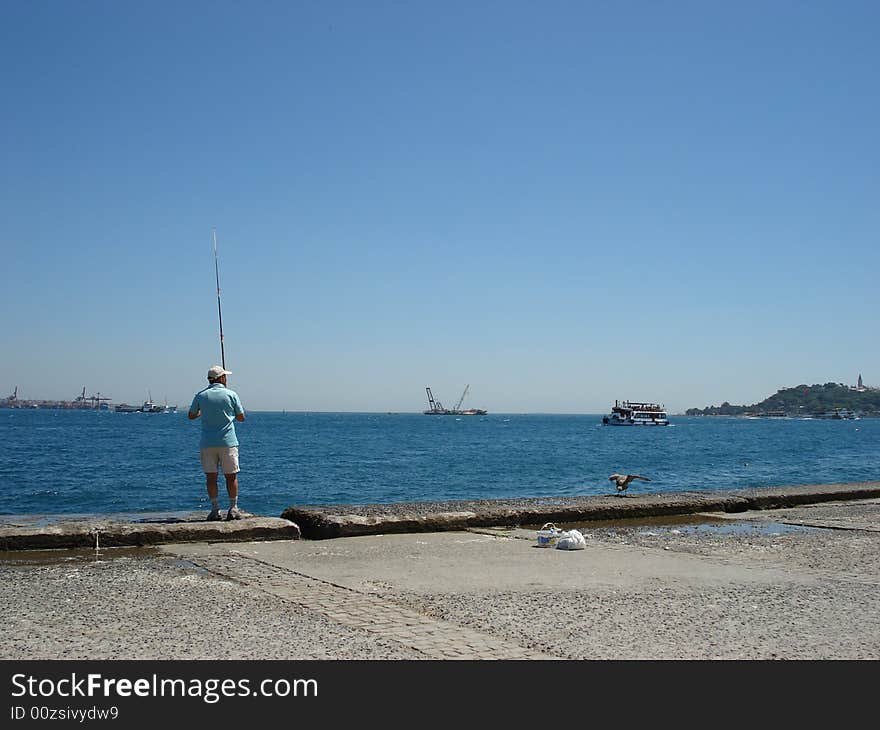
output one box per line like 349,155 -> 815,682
189,383 -> 245,448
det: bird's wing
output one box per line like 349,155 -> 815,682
630,475 -> 651,481
609,474 -> 622,480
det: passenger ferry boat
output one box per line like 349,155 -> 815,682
813,408 -> 858,420
602,400 -> 670,426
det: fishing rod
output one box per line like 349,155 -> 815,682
213,229 -> 226,370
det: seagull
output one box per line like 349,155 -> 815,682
609,473 -> 651,496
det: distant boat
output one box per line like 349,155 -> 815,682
603,400 -> 669,426
813,408 -> 858,420
115,397 -> 177,413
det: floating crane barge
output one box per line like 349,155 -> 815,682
423,385 -> 487,415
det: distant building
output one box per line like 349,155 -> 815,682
850,373 -> 869,392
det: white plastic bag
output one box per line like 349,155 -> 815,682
556,529 -> 586,550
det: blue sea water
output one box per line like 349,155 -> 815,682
2,410 -> 878,517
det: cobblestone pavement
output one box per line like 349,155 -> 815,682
190,552 -> 543,660
4,499 -> 879,659
170,499 -> 880,659
1,553 -> 427,660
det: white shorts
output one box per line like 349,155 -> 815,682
200,446 -> 240,475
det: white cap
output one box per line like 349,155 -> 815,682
207,365 -> 232,380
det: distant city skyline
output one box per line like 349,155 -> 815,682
2,2 -> 878,414
2,373 -> 874,415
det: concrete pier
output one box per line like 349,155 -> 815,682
281,481 -> 880,539
3,492 -> 879,659
0,512 -> 301,551
2,482 -> 878,549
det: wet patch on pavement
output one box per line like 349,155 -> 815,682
501,512 -> 824,544
0,546 -> 161,568
653,521 -> 820,537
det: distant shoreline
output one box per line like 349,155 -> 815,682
4,406 -> 878,417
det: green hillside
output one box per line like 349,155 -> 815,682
686,383 -> 880,416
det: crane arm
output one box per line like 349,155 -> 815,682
455,384 -> 470,411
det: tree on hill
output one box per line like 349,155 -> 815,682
686,383 -> 880,416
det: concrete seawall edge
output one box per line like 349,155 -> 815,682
2,481 -> 878,549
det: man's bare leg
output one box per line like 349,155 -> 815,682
225,473 -> 241,519
205,473 -> 222,520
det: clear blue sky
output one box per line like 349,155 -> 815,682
2,1 -> 877,413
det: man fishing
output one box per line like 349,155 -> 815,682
188,365 -> 246,520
